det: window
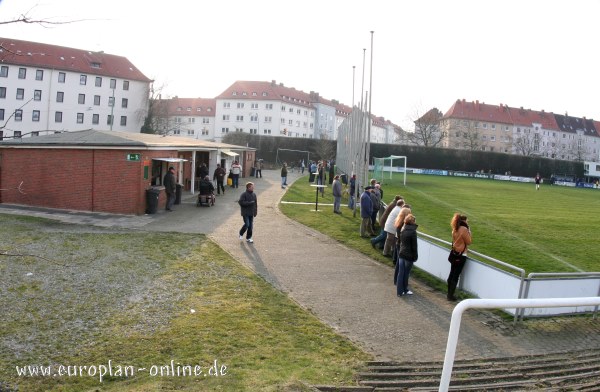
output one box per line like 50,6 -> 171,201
56,91 -> 64,103
203,118 -> 209,124
80,75 -> 87,85
123,80 -> 129,90
188,117 -> 195,123
92,114 -> 99,124
288,119 -> 293,125
223,102 -> 230,108
0,109 -> 4,121
221,127 -> 229,133
237,102 -> 244,109
263,129 -> 271,134
297,109 -> 301,114
281,105 -> 286,111
34,90 -> 41,101
32,131 -> 39,137
58,72 -> 66,83
236,115 -> 244,121
91,62 -> 101,69
483,123 -> 487,129
78,94 -> 86,104
0,87 -> 5,99
266,103 -> 273,110
55,111 -> 63,123
251,103 -> 258,109
222,115 -> 230,121
16,88 -> 24,100
264,116 -> 272,122
186,107 -> 191,112
15,109 -> 23,121
491,124 -> 496,129
95,77 -> 102,87
108,97 -> 115,107
201,129 -> 209,135
110,79 -> 116,89
121,98 -> 128,108
490,136 -> 496,141
94,95 -> 100,105
36,70 -> 44,81
77,113 -> 84,123
289,108 -> 293,113
107,115 -> 113,125
0,66 -> 7,77
120,116 -> 127,126
14,131 -> 21,138
280,118 -> 285,124
18,68 -> 26,79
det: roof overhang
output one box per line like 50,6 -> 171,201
220,149 -> 239,157
151,158 -> 188,162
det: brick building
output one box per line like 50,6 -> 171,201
0,130 -> 254,214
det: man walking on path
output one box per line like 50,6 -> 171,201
238,182 -> 258,243
163,166 -> 176,211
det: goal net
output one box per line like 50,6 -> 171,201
373,155 -> 407,185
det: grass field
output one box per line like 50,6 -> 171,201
281,173 -> 600,275
0,215 -> 369,391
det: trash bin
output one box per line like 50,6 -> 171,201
250,167 -> 255,177
175,184 -> 182,205
341,174 -> 348,185
146,188 -> 160,214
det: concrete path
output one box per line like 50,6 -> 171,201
2,169 -> 599,362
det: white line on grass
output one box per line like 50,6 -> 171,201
408,186 -> 584,272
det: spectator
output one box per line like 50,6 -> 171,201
447,213 -> 472,301
360,187 -> 374,237
255,159 -> 263,178
371,195 -> 401,250
332,175 -> 342,214
238,182 -> 258,243
370,184 -> 381,232
348,174 -> 357,209
163,166 -> 176,212
231,161 -> 242,188
395,214 -> 418,296
198,162 -> 209,179
383,199 -> 404,257
281,163 -> 288,189
213,164 -> 226,195
393,203 -> 412,264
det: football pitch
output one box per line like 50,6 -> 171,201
379,173 -> 600,274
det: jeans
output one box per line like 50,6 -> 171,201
239,215 -> 254,239
216,180 -> 225,194
281,177 -> 287,187
255,169 -> 262,178
232,174 -> 239,188
348,195 -> 355,209
396,257 -> 414,295
166,192 -> 175,210
333,196 -> 341,212
370,229 -> 386,248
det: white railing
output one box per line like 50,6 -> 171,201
439,297 -> 600,392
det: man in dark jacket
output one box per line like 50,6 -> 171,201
213,164 -> 226,195
163,166 -> 176,211
238,182 -> 258,243
395,214 -> 418,296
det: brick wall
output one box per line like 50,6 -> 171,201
0,148 -> 180,215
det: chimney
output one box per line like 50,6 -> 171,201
271,80 -> 276,86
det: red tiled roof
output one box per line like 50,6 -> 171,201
161,97 -> 216,117
0,37 -> 152,82
594,121 -> 600,137
443,99 -> 513,124
507,106 -> 559,130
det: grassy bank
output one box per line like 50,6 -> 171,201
281,173 -> 600,274
0,214 -> 370,391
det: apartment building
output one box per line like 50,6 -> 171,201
152,97 -> 216,139
441,99 -> 600,162
0,37 -> 151,139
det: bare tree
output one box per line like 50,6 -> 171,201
315,134 -> 336,161
141,83 -> 170,134
513,131 -> 537,156
407,107 -> 444,147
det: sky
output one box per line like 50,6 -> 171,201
2,0 -> 599,130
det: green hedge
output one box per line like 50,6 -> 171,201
223,133 -> 583,178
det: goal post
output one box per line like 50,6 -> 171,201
373,155 -> 407,185
276,148 -> 311,170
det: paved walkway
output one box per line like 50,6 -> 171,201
2,170 -> 599,362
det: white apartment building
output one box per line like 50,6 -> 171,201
0,38 -> 151,139
153,97 -> 216,139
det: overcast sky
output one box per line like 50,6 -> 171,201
2,0 -> 599,130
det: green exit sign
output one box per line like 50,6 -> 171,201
126,153 -> 141,162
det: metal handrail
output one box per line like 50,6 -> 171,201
439,297 -> 600,392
